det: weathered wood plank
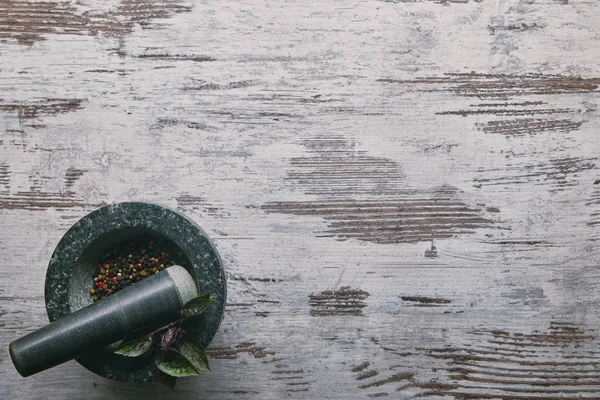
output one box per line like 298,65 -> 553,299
1,0 -> 600,398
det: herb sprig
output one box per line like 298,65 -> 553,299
114,293 -> 214,388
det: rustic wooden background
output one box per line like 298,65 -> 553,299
1,0 -> 600,398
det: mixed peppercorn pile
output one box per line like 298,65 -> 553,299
90,238 -> 185,302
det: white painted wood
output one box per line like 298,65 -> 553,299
1,0 -> 600,398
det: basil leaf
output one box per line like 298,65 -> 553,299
114,327 -> 154,357
179,340 -> 210,372
151,364 -> 177,388
155,350 -> 201,377
180,293 -> 214,319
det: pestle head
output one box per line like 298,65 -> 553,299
166,265 -> 198,305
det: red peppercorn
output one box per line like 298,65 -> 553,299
137,263 -> 143,269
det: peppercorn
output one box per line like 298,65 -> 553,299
90,237 -> 185,301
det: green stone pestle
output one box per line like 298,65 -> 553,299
9,265 -> 197,377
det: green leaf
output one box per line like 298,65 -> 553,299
114,327 -> 154,357
180,293 -> 214,319
155,350 -> 200,377
179,341 -> 210,373
151,364 -> 177,389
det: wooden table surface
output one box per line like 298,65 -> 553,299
1,0 -> 600,398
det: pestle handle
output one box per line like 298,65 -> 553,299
9,265 -> 198,377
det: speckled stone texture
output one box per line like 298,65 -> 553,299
45,202 -> 226,383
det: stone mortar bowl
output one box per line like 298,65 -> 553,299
45,202 -> 226,383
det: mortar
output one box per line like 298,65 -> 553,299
44,202 -> 226,383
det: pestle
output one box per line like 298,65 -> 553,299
9,265 -> 198,377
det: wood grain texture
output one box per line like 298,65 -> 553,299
1,0 -> 599,398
